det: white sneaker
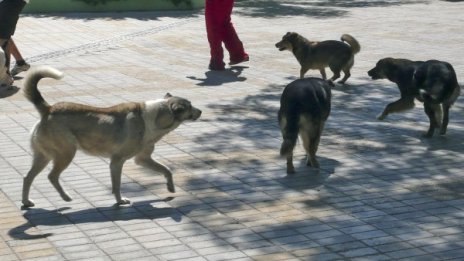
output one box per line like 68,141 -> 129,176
10,62 -> 30,76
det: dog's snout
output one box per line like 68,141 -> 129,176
192,108 -> 202,120
367,68 -> 379,79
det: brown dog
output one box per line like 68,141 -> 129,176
368,58 -> 460,137
275,32 -> 360,83
21,66 -> 202,208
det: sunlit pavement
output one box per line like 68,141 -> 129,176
1,1 -> 464,260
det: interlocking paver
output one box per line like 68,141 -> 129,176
1,0 -> 464,260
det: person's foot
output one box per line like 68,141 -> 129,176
209,61 -> 225,71
229,54 -> 249,65
11,61 -> 31,76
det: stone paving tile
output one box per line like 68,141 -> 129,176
1,0 -> 464,260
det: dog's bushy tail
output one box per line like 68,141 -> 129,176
279,111 -> 299,157
341,34 -> 361,54
23,66 -> 64,118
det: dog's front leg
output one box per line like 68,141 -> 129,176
378,97 -> 415,120
319,68 -> 327,80
440,105 -> 449,135
300,67 -> 309,79
135,156 -> 175,193
135,145 -> 175,192
423,102 -> 440,138
110,158 -> 130,205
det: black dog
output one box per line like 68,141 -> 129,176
278,78 -> 332,173
368,58 -> 460,137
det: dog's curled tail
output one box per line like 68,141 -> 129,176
341,34 -> 360,54
23,66 -> 64,117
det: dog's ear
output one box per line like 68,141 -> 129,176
284,32 -> 294,39
164,93 -> 172,99
171,104 -> 185,115
286,32 -> 298,41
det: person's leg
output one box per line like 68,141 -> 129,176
0,0 -> 27,77
205,0 -> 225,70
9,38 -> 24,62
222,0 -> 248,64
9,38 -> 30,76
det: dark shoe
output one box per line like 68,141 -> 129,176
11,62 -> 31,76
229,54 -> 249,65
209,62 -> 225,71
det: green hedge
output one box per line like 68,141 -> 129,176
23,0 -> 204,13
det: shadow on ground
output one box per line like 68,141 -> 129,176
234,0 -> 427,18
187,66 -> 248,86
163,75 -> 464,256
9,198 -> 185,240
25,10 -> 202,21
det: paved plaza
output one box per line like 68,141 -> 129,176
1,0 -> 464,260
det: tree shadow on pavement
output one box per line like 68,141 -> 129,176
24,10 -> 202,21
9,198 -> 185,240
128,76 -> 464,258
234,0 -> 427,18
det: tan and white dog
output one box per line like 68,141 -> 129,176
0,48 -> 13,87
22,66 -> 201,208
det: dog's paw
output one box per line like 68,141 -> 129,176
286,167 -> 295,174
422,132 -> 434,138
62,194 -> 73,202
117,198 -> 131,205
21,199 -> 35,209
167,183 -> 175,193
307,159 -> 320,169
377,113 -> 386,120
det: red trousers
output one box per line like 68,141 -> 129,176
205,0 -> 247,66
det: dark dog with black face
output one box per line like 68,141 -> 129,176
275,32 -> 360,84
368,58 -> 460,137
278,78 -> 332,173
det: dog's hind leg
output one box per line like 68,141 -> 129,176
338,57 -> 354,84
329,69 -> 341,82
22,152 -> 50,208
279,114 -> 297,174
302,121 -> 323,169
48,150 -> 76,202
319,68 -> 327,80
135,145 -> 175,193
286,153 -> 295,174
300,130 -> 313,168
378,97 -> 415,120
338,68 -> 351,84
440,104 -> 449,135
423,102 -> 441,138
110,157 -> 130,205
